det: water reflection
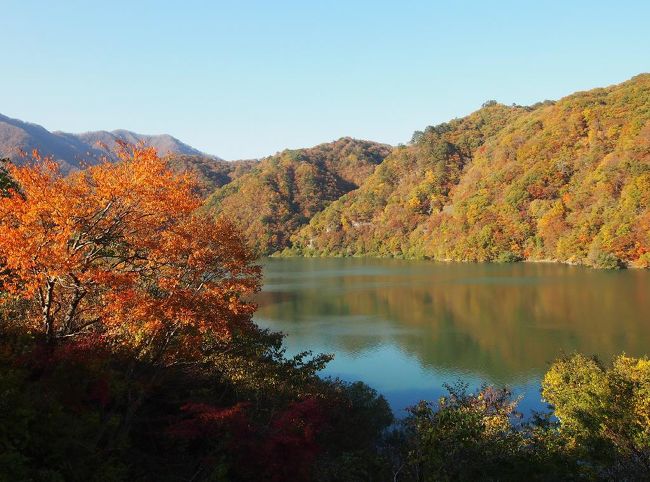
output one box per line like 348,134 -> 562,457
254,258 -> 650,414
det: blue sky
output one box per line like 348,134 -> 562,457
2,1 -> 649,159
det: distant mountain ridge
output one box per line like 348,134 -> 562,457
0,112 -> 217,172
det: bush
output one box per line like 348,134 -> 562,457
588,250 -> 623,269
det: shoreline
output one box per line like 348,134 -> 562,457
269,251 -> 646,270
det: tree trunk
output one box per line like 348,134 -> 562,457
62,281 -> 85,335
41,278 -> 56,344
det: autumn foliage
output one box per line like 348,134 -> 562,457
0,145 -> 260,361
1,76 -> 648,478
202,74 -> 650,269
0,147 -> 394,481
205,138 -> 391,255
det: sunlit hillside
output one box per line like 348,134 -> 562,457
291,75 -> 650,268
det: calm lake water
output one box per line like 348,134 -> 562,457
254,258 -> 650,416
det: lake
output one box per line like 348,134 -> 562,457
254,257 -> 650,416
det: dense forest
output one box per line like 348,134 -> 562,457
0,148 -> 649,480
204,138 -> 391,254
206,75 -> 650,268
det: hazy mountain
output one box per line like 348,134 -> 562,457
0,112 -> 216,172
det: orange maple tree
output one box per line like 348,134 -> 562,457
0,145 -> 260,364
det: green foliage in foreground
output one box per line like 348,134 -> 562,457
1,312 -> 649,482
0,159 -> 15,195
0,328 -> 393,481
387,353 -> 650,481
543,354 -> 650,478
390,385 -> 580,481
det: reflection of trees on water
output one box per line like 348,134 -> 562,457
255,259 -> 650,384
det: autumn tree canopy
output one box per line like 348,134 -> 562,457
0,146 -> 260,364
0,146 -> 396,481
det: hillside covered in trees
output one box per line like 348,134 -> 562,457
289,74 -> 650,268
193,75 -> 650,268
204,138 -> 392,254
167,154 -> 258,197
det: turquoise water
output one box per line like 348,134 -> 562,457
254,258 -> 650,416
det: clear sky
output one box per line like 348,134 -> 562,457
2,1 -> 649,160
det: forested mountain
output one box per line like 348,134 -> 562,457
204,137 -> 392,254
5,75 -> 649,268
0,112 -> 216,172
167,155 -> 258,197
290,74 -> 650,268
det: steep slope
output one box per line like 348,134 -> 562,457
292,74 -> 650,268
291,103 -> 532,256
204,138 -> 392,254
0,113 -> 217,172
